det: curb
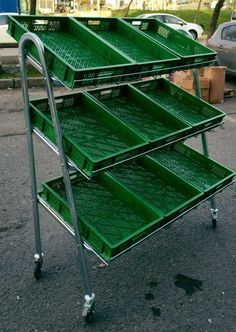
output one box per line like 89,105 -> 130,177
0,77 -> 44,89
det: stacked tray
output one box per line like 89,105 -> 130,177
131,78 -> 225,132
124,18 -> 216,65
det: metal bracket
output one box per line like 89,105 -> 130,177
34,253 -> 44,263
211,208 -> 219,221
82,293 -> 95,317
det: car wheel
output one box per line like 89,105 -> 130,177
189,30 -> 197,40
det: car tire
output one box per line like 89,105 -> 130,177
189,30 -> 197,40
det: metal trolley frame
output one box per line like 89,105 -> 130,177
19,32 -> 222,322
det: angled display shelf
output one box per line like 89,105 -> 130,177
9,16 -> 216,88
10,16 -> 235,322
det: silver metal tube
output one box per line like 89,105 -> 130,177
18,32 -> 93,295
193,69 -> 217,212
19,35 -> 43,260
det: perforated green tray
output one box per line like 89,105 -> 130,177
72,17 -> 180,74
87,84 -> 191,148
149,143 -> 235,196
29,92 -> 147,177
124,18 -> 216,65
132,78 -> 225,132
109,156 -> 203,219
7,15 -> 135,88
39,172 -> 163,262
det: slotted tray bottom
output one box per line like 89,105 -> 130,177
143,89 -> 208,125
145,30 -> 192,56
150,145 -> 233,191
101,97 -> 173,141
47,105 -> 130,160
110,161 -> 194,215
97,31 -> 157,62
53,178 -> 148,245
37,32 -> 109,69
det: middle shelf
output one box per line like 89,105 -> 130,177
30,78 -> 225,177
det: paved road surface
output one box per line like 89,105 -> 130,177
1,84 -> 236,332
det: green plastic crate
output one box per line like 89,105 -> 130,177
39,172 -> 163,262
71,17 -> 180,75
124,18 -> 216,65
109,155 -> 203,219
29,92 -> 148,177
87,84 -> 191,148
7,15 -> 136,88
149,142 -> 235,196
132,78 -> 225,132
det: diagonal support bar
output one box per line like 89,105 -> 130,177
193,69 -> 218,221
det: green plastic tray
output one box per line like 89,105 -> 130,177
124,18 -> 216,65
29,92 -> 148,177
39,172 -> 163,262
109,156 -> 203,219
149,142 -> 235,196
87,84 -> 191,148
72,17 -> 180,74
7,15 -> 135,88
132,78 -> 225,132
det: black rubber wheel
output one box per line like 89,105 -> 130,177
189,30 -> 197,40
84,301 -> 95,324
212,218 -> 217,229
34,261 -> 42,280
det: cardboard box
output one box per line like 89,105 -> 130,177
198,67 -> 205,76
185,88 -> 209,102
200,88 -> 209,102
172,71 -> 210,101
181,77 -> 194,90
204,66 -> 226,104
199,76 -> 210,89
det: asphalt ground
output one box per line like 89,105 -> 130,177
1,79 -> 236,332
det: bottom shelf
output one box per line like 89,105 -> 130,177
38,144 -> 235,263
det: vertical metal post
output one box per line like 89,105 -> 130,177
18,33 -> 94,316
18,34 -> 43,270
193,69 -> 218,223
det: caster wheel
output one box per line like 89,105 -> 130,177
84,301 -> 95,324
212,218 -> 217,229
34,261 -> 42,280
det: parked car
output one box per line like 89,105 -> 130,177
136,13 -> 203,39
0,13 -> 11,30
0,13 -> 18,45
206,21 -> 236,76
231,10 -> 236,21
